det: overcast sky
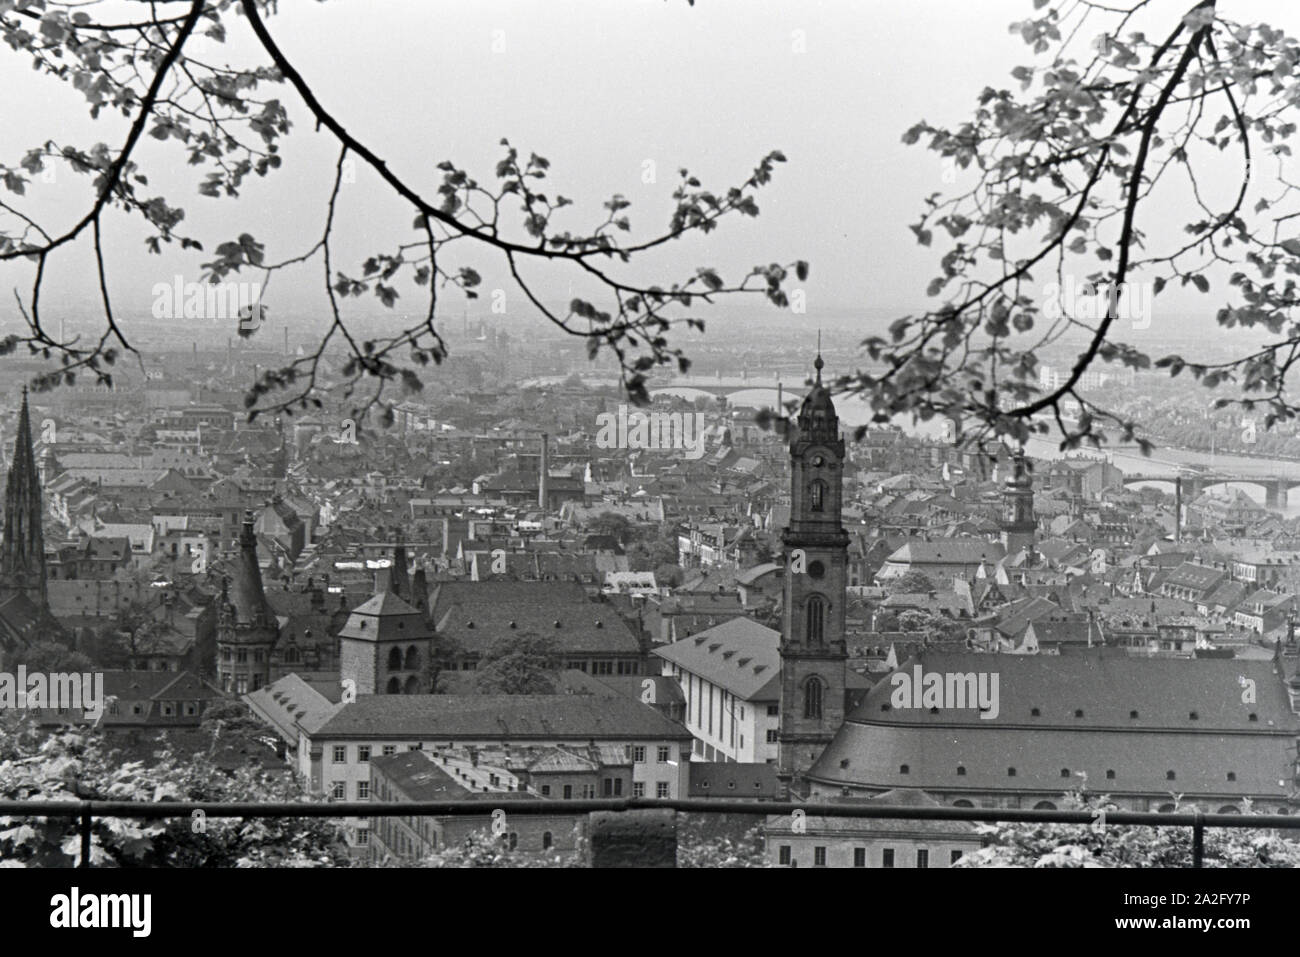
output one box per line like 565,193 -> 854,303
3,0 -> 1299,341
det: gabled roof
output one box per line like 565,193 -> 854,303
652,617 -> 780,700
1161,562 -> 1227,592
811,652 -> 1300,797
244,673 -> 342,740
313,693 -> 692,741
884,540 -> 1007,567
428,580 -> 640,655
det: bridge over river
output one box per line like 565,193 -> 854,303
1117,470 -> 1300,508
647,374 -> 812,408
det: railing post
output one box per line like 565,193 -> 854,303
588,808 -> 677,868
1192,808 -> 1204,868
79,802 -> 92,868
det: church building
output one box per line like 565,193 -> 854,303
777,353 -> 851,796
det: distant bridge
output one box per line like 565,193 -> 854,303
1122,472 -> 1300,508
648,376 -> 810,408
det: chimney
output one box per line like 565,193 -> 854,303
390,535 -> 410,600
411,566 -> 428,611
538,432 -> 550,510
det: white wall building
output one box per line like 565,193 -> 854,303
654,617 -> 782,764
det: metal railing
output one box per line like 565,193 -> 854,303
1,797 -> 1297,867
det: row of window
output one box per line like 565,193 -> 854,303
629,746 -> 674,763
343,780 -> 673,800
219,674 -> 262,694
382,647 -> 422,671
330,744 -> 675,765
99,700 -> 199,717
331,781 -> 370,800
895,764 -> 1223,782
333,743 -> 421,763
777,846 -> 959,868
563,660 -> 641,675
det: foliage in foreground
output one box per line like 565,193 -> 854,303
398,817 -> 770,868
0,715 -> 349,867
956,793 -> 1300,868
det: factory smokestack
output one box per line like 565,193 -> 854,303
539,432 -> 550,510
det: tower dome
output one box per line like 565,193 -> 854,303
797,352 -> 839,442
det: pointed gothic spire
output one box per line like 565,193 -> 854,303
0,387 -> 47,608
229,509 -> 271,626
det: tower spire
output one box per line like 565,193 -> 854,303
0,387 -> 48,609
777,348 -> 848,797
814,330 -> 823,385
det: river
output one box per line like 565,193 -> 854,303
833,396 -> 1300,518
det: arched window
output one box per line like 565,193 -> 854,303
386,676 -> 401,694
387,647 -> 403,671
803,676 -> 824,720
1034,801 -> 1056,811
542,831 -> 553,849
404,645 -> 420,670
403,675 -> 420,695
806,596 -> 826,643
809,480 -> 827,512
953,799 -> 974,808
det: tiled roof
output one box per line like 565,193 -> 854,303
1161,562 -> 1227,591
811,652 -> 1300,797
653,617 -> 780,700
428,580 -> 640,655
244,673 -> 342,740
103,670 -> 222,701
337,590 -> 432,643
370,750 -> 474,800
885,540 -> 1007,567
313,693 -> 692,741
688,761 -> 780,798
766,788 -> 978,835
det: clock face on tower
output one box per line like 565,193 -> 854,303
811,454 -> 824,467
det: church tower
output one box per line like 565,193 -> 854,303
1000,450 -> 1036,558
216,511 -> 278,694
777,353 -> 849,796
0,388 -> 48,609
